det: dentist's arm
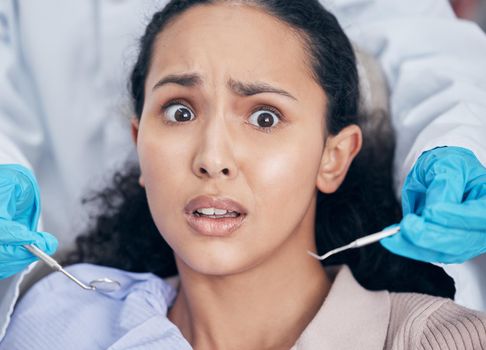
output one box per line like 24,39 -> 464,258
0,1 -> 58,278
329,0 -> 486,309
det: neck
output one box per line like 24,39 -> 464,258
168,227 -> 330,350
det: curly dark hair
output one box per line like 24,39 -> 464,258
64,0 -> 454,298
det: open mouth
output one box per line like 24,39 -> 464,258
185,196 -> 247,236
193,208 -> 242,219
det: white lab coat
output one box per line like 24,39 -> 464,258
0,0 -> 485,340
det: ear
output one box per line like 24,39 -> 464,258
316,124 -> 362,194
131,117 -> 140,145
130,117 -> 145,187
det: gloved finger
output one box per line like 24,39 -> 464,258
0,257 -> 37,270
0,259 -> 38,280
464,180 -> 486,201
31,231 -> 58,256
380,232 -> 457,263
423,200 -> 486,231
0,236 -> 57,281
0,220 -> 58,253
400,214 -> 486,256
0,269 -> 26,280
401,176 -> 427,215
0,181 -> 17,221
400,162 -> 466,216
0,165 -> 40,229
424,167 -> 465,208
0,219 -> 41,244
0,238 -> 57,263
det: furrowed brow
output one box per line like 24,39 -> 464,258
228,78 -> 297,100
152,73 -> 203,90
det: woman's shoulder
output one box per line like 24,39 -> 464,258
15,263 -> 178,308
387,292 -> 486,350
0,263 -> 190,350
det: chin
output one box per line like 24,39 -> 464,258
176,245 -> 259,277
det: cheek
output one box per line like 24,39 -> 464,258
247,130 -> 324,228
139,138 -> 182,186
137,134 -> 194,258
137,114 -> 193,183
137,126 -> 190,220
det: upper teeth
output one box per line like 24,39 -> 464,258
196,208 -> 230,215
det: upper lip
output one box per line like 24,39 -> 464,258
184,195 -> 247,215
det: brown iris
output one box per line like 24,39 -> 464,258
174,107 -> 192,122
257,112 -> 275,127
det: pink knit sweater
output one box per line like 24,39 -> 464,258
291,266 -> 486,350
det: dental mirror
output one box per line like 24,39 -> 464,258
23,244 -> 121,293
89,277 -> 121,292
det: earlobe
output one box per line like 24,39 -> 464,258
131,117 -> 145,187
316,125 -> 362,194
131,117 -> 140,145
139,175 -> 145,188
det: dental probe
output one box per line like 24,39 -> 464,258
307,225 -> 400,261
23,244 -> 121,292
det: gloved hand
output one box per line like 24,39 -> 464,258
0,164 -> 57,279
381,146 -> 486,264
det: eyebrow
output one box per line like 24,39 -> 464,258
228,78 -> 297,101
152,73 -> 297,100
152,73 -> 202,90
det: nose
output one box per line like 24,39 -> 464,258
192,117 -> 238,180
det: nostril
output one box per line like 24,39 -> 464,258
196,166 -> 231,177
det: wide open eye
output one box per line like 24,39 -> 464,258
164,103 -> 195,122
248,109 -> 280,129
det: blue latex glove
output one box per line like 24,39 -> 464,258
381,146 -> 486,264
0,164 -> 57,279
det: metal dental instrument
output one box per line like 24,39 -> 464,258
307,225 -> 400,261
23,244 -> 121,292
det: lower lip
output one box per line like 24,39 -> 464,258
185,213 -> 246,237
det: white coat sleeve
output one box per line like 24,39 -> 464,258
0,0 -> 46,341
328,0 -> 486,311
0,0 -> 45,168
329,0 -> 486,189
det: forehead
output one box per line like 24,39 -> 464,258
145,3 -> 322,98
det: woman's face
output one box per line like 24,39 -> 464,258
136,3 -> 329,276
